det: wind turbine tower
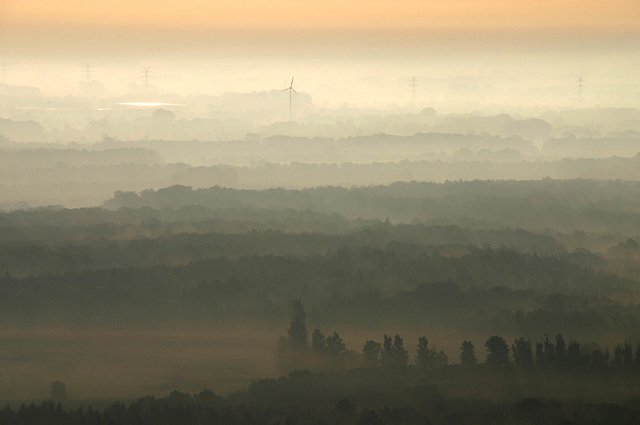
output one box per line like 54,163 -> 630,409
282,77 -> 298,121
410,76 -> 418,104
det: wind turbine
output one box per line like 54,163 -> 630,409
282,77 -> 297,121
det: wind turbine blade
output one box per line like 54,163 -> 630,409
290,77 -> 294,87
292,88 -> 298,94
282,88 -> 290,91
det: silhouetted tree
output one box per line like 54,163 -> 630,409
393,334 -> 409,368
512,337 -> 534,370
566,340 -> 581,370
416,337 -> 447,370
312,329 -> 327,353
381,335 -> 393,368
416,337 -> 436,369
555,334 -> 566,368
288,299 -> 308,351
485,336 -> 510,369
381,334 -> 408,369
362,340 -> 381,368
460,340 -> 477,368
612,343 -> 633,371
435,350 -> 448,368
535,342 -> 545,368
50,381 -> 67,401
326,332 -> 347,357
334,399 -> 356,417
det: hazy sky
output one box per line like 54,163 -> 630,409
1,1 -> 638,108
4,0 -> 640,29
3,0 -> 639,55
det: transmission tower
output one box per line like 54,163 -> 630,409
577,76 -> 584,100
409,76 -> 418,104
142,67 -> 152,92
83,63 -> 93,82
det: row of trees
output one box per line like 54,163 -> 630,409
104,180 -> 640,235
1,243 -> 634,336
278,300 -> 640,374
4,389 -> 640,425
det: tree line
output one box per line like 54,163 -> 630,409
3,389 -> 640,425
277,300 -> 640,376
0,246 -> 636,337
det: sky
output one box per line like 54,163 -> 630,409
4,0 -> 640,30
0,1 -> 638,108
3,0 -> 639,55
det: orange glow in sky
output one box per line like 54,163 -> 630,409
1,0 -> 639,59
4,0 -> 640,31
0,0 -> 638,107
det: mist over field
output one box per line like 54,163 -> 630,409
2,1 -> 640,424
